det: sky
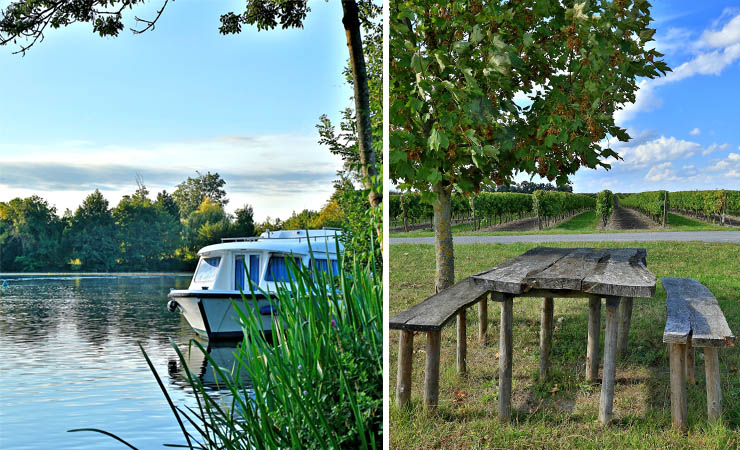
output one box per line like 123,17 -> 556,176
569,1 -> 740,193
0,0 -> 352,221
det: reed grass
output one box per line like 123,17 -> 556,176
70,243 -> 382,449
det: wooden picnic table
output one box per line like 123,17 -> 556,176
472,246 -> 657,425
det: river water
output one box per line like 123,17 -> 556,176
0,274 -> 249,449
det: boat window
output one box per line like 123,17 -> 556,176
312,258 -> 339,277
265,255 -> 301,282
236,255 -> 261,290
194,257 -> 221,282
249,255 -> 260,284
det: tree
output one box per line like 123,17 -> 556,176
283,209 -> 319,230
228,204 -> 256,238
65,190 -> 119,271
390,0 -> 669,290
0,196 -> 65,271
155,190 -> 180,219
113,187 -> 181,270
183,197 -> 231,260
172,171 -> 228,219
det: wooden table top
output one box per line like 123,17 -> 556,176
472,247 -> 657,298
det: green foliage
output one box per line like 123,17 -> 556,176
75,246 -> 382,448
621,190 -> 669,222
0,195 -> 66,271
596,190 -> 614,227
113,191 -> 182,270
335,180 -> 381,272
173,171 -> 228,219
65,190 -> 119,271
532,190 -> 595,220
670,190 -> 740,218
390,0 -> 669,192
227,204 -> 256,238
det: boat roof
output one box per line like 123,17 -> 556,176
198,229 -> 342,256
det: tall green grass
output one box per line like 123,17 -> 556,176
71,246 -> 382,448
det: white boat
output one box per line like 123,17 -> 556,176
168,229 -> 342,339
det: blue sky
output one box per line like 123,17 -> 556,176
570,1 -> 740,193
0,0 -> 352,221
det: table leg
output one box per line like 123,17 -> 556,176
685,338 -> 695,385
587,296 -> 601,382
705,347 -> 722,421
424,331 -> 441,412
396,330 -> 413,409
617,297 -> 633,356
498,295 -> 513,422
539,297 -> 554,381
669,343 -> 688,429
478,297 -> 488,344
457,310 -> 467,375
599,296 -> 620,426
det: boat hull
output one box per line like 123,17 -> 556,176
168,290 -> 275,339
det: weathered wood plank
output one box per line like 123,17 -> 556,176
473,247 -> 571,294
582,248 -> 656,298
529,248 -> 608,291
396,330 -> 413,408
662,277 -> 736,347
389,277 -> 490,332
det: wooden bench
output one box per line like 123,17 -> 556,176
662,277 -> 736,430
389,277 -> 491,410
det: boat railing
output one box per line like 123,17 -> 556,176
221,232 -> 341,244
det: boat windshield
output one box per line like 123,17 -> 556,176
194,257 -> 221,282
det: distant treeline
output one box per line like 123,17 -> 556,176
0,172 -> 354,272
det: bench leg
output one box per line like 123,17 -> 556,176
617,297 -> 633,357
704,347 -> 722,421
396,330 -> 413,409
669,343 -> 688,430
457,310 -> 467,375
498,295 -> 513,422
539,297 -> 553,381
599,296 -> 620,426
478,298 -> 488,344
686,339 -> 695,385
587,296 -> 601,382
424,331 -> 441,412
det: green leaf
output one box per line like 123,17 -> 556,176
411,53 -> 423,73
544,134 -> 557,148
470,25 -> 483,44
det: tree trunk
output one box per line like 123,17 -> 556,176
433,183 -> 454,292
341,0 -> 380,208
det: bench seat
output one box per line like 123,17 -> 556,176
662,277 -> 736,429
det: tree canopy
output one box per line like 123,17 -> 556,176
390,0 -> 669,289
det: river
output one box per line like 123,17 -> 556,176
0,274 -> 250,449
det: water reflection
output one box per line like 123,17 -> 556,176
168,339 -> 253,391
0,274 -> 258,449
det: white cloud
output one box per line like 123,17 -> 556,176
644,162 -> 675,182
0,135 -> 344,221
618,11 -> 740,124
689,128 -> 701,136
701,13 -> 740,48
614,136 -> 701,169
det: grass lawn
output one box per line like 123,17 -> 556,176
389,241 -> 740,449
389,211 -> 740,238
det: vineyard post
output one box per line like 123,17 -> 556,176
401,194 -> 409,233
471,195 -> 477,231
663,191 -> 667,227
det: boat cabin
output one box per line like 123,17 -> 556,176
188,229 -> 341,293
